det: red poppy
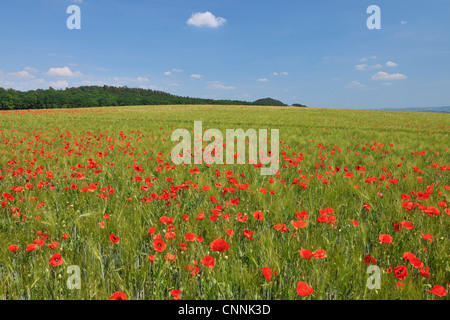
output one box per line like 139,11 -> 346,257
243,229 -> 256,240
8,245 -> 20,252
379,234 -> 393,244
364,255 -> 377,265
109,233 -> 120,243
165,253 -> 176,261
419,266 -> 430,277
261,267 -> 272,282
427,285 -> 447,297
296,281 -> 314,297
291,220 -> 307,229
225,228 -> 234,237
210,238 -> 230,252
300,249 -> 313,259
48,242 -> 59,250
393,265 -> 408,281
273,223 -> 288,233
421,233 -> 433,242
110,291 -> 128,300
200,256 -> 215,269
153,239 -> 167,252
313,249 -> 327,259
295,211 -> 308,220
26,244 -> 37,252
34,238 -> 45,246
253,211 -> 264,220
171,289 -> 181,300
48,253 -> 64,267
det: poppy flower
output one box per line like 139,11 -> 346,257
48,242 -> 59,250
296,281 -> 314,297
419,267 -> 430,278
313,249 -> 327,259
243,229 -> 256,240
350,220 -> 359,226
190,267 -> 200,277
48,253 -> 64,267
393,265 -> 408,281
110,291 -> 128,300
300,249 -> 313,259
109,233 -> 120,243
421,233 -> 433,242
165,253 -> 176,261
210,238 -> 230,252
153,239 -> 167,252
171,289 -> 181,300
291,220 -> 307,229
261,267 -> 273,282
273,223 -> 288,233
26,244 -> 37,252
295,211 -> 308,220
363,255 -> 377,265
253,211 -> 264,220
148,255 -> 156,262
8,245 -> 20,252
200,256 -> 215,269
34,238 -> 45,246
427,285 -> 447,297
225,228 -> 234,237
379,234 -> 393,244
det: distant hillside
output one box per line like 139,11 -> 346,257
252,97 -> 287,106
0,86 -> 295,110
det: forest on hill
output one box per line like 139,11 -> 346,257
0,86 -> 305,110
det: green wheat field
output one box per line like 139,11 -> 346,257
0,105 -> 448,300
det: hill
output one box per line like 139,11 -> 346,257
0,86 -> 290,110
252,97 -> 287,106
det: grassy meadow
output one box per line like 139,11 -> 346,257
0,105 -> 449,300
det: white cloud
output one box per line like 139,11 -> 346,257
190,74 -> 202,79
207,81 -> 236,90
359,58 -> 368,62
386,61 -> 398,67
172,68 -> 183,72
371,71 -> 407,80
49,80 -> 69,88
169,83 -> 179,87
186,11 -> 226,28
136,77 -> 149,82
383,82 -> 393,86
345,81 -> 366,88
371,64 -> 383,69
7,70 -> 34,79
46,66 -> 82,77
355,64 -> 368,71
257,78 -> 269,82
164,71 -> 172,76
24,67 -> 38,73
401,20 -> 407,25
273,71 -> 289,76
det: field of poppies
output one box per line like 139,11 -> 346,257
0,105 -> 448,300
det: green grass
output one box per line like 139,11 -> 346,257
0,105 -> 449,300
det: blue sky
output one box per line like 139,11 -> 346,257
1,0 -> 449,109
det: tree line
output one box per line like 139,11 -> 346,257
0,86 -> 305,110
